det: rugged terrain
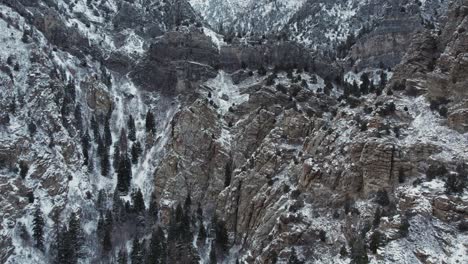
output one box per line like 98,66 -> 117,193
0,0 -> 467,263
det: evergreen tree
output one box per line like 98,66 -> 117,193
324,79 -> 333,95
373,208 -> 382,228
74,104 -> 83,132
196,203 -> 203,222
340,245 -> 348,258
131,238 -> 143,264
97,189 -> 107,212
369,231 -> 381,254
88,152 -> 95,172
119,127 -> 128,153
68,212 -> 84,262
104,118 -> 112,147
128,115 -> 136,142
148,192 -> 159,222
49,212 -> 61,263
288,248 -> 303,264
54,225 -> 70,264
343,82 -> 351,99
352,80 -> 361,97
350,236 -> 369,264
91,116 -> 100,143
360,73 -> 370,95
145,110 -> 156,135
369,82 -> 376,94
97,213 -> 105,239
118,248 -> 128,264
132,188 -> 146,213
113,189 -> 126,222
213,215 -> 229,254
97,134 -> 105,157
113,144 -> 121,171
101,210 -> 113,253
32,207 -> 45,251
224,163 -> 232,187
54,212 -> 84,264
379,71 -> 387,89
146,226 -> 166,264
102,227 -> 112,253
184,193 -> 192,212
197,224 -> 207,245
131,141 -> 143,164
81,130 -> 90,166
100,146 -> 110,177
399,216 -> 410,237
209,241 -> 217,264
117,153 -> 132,193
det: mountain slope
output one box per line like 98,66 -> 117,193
0,0 -> 467,263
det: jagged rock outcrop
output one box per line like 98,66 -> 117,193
0,0 -> 467,263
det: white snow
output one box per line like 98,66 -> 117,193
204,71 -> 250,115
203,27 -> 225,51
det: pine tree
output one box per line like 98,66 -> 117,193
373,208 -> 382,228
81,130 -> 90,166
32,207 -> 45,251
104,118 -> 112,147
184,193 -> 192,212
100,147 -> 110,177
360,73 -> 370,95
102,227 -> 112,253
112,189 -> 126,223
324,79 -> 333,95
352,80 -> 361,97
102,210 -> 113,253
88,151 -> 95,172
118,248 -> 128,264
340,245 -> 348,258
131,141 -> 143,164
97,189 -> 107,212
224,163 -> 232,187
145,110 -> 156,135
74,104 -> 83,132
113,144 -> 121,171
131,238 -> 143,264
197,224 -> 207,245
343,83 -> 351,98
369,82 -> 376,94
117,153 -> 132,193
91,116 -> 100,143
288,248 -> 303,264
97,213 -> 105,239
369,231 -> 381,254
146,226 -> 166,264
119,127 -> 128,153
196,203 -> 203,222
148,192 -> 159,222
54,225 -> 70,264
379,71 -> 387,89
49,212 -> 61,263
132,188 -> 145,213
68,212 -> 84,262
213,215 -> 229,254
128,115 -> 136,142
350,236 -> 369,264
209,241 -> 217,264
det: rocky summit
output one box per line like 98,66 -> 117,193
0,0 -> 467,263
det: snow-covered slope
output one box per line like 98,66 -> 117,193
0,0 -> 467,263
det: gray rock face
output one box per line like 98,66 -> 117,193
131,28 -> 218,95
0,0 -> 467,263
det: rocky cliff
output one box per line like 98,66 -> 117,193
0,0 -> 467,264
